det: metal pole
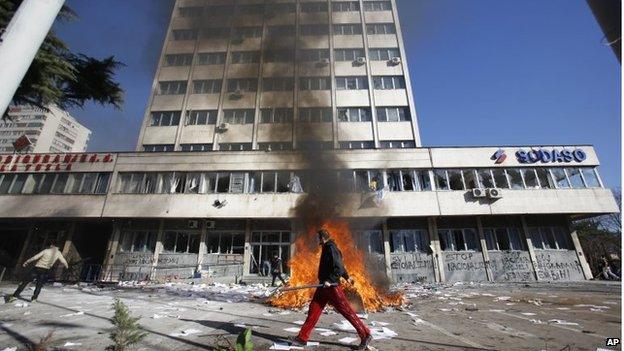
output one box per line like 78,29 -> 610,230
0,0 -> 66,117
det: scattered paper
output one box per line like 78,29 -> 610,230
14,302 -> 28,308
334,320 -> 356,331
521,313 -> 536,316
294,321 -> 305,325
338,337 -> 358,344
1,347 -> 17,351
371,327 -> 398,340
0,323 -> 13,328
529,319 -> 544,324
59,311 -> 84,318
170,329 -> 201,337
269,341 -> 303,350
371,321 -> 390,327
488,309 -> 505,313
152,314 -> 165,319
356,313 -> 368,320
234,324 -> 247,328
283,327 -> 301,333
63,342 -> 82,347
556,307 -> 570,310
495,296 -> 511,301
307,342 -> 320,346
548,319 -> 579,326
320,331 -> 337,336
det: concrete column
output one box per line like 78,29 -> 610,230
381,219 -> 392,281
197,221 -> 208,271
568,221 -> 593,280
150,220 -> 165,280
476,217 -> 493,281
61,222 -> 76,257
520,216 -> 541,281
101,222 -> 121,282
15,222 -> 36,269
243,219 -> 252,275
427,217 -> 444,282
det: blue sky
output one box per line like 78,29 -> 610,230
55,0 -> 621,187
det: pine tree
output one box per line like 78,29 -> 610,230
0,0 -> 124,119
106,299 -> 147,351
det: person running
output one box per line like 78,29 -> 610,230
270,253 -> 286,287
290,229 -> 372,350
601,257 -> 620,280
6,240 -> 68,303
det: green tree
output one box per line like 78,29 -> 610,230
107,299 -> 147,351
0,0 -> 124,119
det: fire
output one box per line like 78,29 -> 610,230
269,220 -> 404,312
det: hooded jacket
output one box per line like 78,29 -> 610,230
318,240 -> 350,284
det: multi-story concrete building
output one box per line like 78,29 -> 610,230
1,105 -> 91,154
0,0 -> 618,285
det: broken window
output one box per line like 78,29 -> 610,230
448,170 -> 464,190
581,168 -> 601,188
263,77 -> 295,91
462,170 -> 479,189
536,168 -> 555,189
565,168 -> 585,188
337,107 -> 371,122
299,77 -> 331,91
261,108 -> 293,123
492,169 -> 509,189
391,229 -> 428,253
158,81 -> 187,95
506,169 -> 524,189
298,107 -> 332,122
227,79 -> 258,92
193,80 -> 222,94
298,49 -> 330,62
231,51 -> 261,64
369,48 -> 400,61
372,76 -> 405,90
377,107 -> 410,122
198,52 -> 226,65
164,54 -> 193,66
366,23 -> 396,35
550,168 -> 570,188
186,110 -> 217,125
434,170 -> 449,190
522,169 -> 539,189
335,49 -> 365,62
223,109 -> 255,124
333,24 -> 363,35
163,231 -> 200,254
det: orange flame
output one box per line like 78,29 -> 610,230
269,220 -> 404,312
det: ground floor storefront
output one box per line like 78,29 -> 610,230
0,213 -> 593,284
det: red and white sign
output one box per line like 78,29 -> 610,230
0,153 -> 115,173
12,135 -> 31,152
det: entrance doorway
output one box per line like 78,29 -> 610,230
249,231 -> 291,275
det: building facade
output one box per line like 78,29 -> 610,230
0,1 -> 618,284
2,105 -> 91,154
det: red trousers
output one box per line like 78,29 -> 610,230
297,285 -> 370,342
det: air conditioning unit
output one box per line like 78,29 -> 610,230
354,57 -> 366,65
205,220 -> 216,229
229,90 -> 243,100
188,220 -> 200,229
487,188 -> 503,199
472,188 -> 486,198
390,57 -> 402,65
216,123 -> 230,132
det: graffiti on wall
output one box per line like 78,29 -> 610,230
535,251 -> 583,281
443,251 -> 487,281
390,253 -> 435,283
114,252 -> 153,266
489,251 -> 535,282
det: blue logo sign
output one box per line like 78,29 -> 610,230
516,148 -> 587,164
492,149 -> 507,164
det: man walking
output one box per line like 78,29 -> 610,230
270,252 -> 286,287
291,229 -> 372,350
6,239 -> 68,302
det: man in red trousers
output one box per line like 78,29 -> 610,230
290,229 -> 372,350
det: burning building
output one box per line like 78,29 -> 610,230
0,0 -> 618,303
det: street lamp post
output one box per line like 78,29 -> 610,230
0,0 -> 66,117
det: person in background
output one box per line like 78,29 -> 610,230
270,252 -> 286,287
5,239 -> 68,303
600,257 -> 620,280
261,259 -> 271,277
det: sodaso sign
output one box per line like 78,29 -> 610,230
516,148 -> 587,164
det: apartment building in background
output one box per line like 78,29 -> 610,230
1,105 -> 91,153
0,1 -> 618,285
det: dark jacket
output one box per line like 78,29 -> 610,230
318,240 -> 350,284
270,257 -> 282,274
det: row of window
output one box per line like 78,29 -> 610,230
165,48 -> 400,67
172,23 -> 396,41
434,167 -> 602,190
0,173 -> 110,195
157,76 -> 406,95
118,224 -> 570,255
145,140 -> 417,152
117,167 -> 602,195
151,107 -> 411,127
178,1 -> 392,18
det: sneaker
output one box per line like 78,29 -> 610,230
5,295 -> 17,303
289,336 -> 306,347
30,298 -> 37,303
357,334 -> 372,350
